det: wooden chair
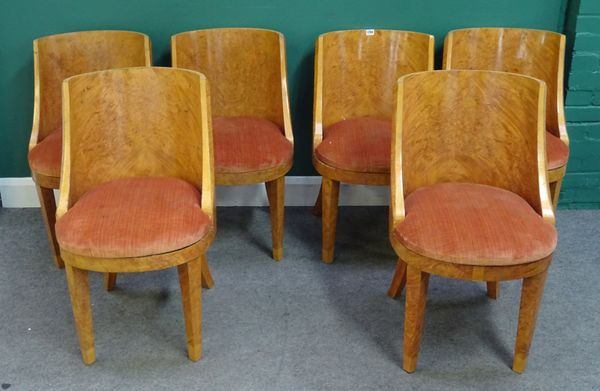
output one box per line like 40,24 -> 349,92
171,28 -> 293,261
55,67 -> 215,364
443,28 -> 568,210
387,70 -> 557,373
28,30 -> 151,269
312,29 -> 434,263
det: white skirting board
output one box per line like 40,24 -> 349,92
0,177 -> 390,208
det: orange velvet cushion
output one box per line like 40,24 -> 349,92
546,131 -> 569,170
213,116 -> 293,173
28,127 -> 62,177
56,177 -> 212,258
395,183 -> 557,266
315,117 -> 391,173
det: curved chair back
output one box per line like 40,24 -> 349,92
393,70 -> 553,221
58,67 -> 213,213
171,28 -> 291,138
314,29 -> 434,136
443,28 -> 566,140
33,30 -> 151,143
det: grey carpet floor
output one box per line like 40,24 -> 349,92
0,207 -> 599,390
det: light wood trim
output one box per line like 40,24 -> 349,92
144,35 -> 152,68
313,35 -> 324,153
56,80 -> 71,220
29,39 -> 41,151
536,83 -> 556,224
199,76 -> 215,223
442,32 -> 453,70
391,78 -> 406,223
279,34 -> 294,143
427,35 -> 435,71
557,34 -> 568,146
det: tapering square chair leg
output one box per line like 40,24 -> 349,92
266,177 -> 285,261
313,184 -> 323,216
513,270 -> 548,373
403,265 -> 430,373
200,255 -> 214,289
35,184 -> 64,268
65,264 -> 95,364
388,259 -> 407,298
549,178 -> 563,210
103,273 -> 117,291
321,177 -> 340,263
178,257 -> 202,361
486,281 -> 500,299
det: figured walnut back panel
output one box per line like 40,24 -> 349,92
399,70 -> 546,213
172,28 -> 284,128
317,29 -> 433,130
444,28 -> 564,138
34,30 -> 151,140
63,67 -> 208,204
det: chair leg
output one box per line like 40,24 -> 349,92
549,178 -> 563,210
34,184 -> 64,268
513,270 -> 548,373
65,264 -> 95,364
313,183 -> 323,216
103,273 -> 117,291
486,281 -> 500,299
387,259 -> 407,298
200,255 -> 214,289
265,177 -> 285,261
321,177 -> 340,263
403,265 -> 430,373
178,257 -> 202,361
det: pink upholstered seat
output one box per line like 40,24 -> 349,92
395,182 -> 557,266
546,131 -> 569,170
315,117 -> 391,173
28,127 -> 62,177
56,176 -> 212,258
213,116 -> 293,173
